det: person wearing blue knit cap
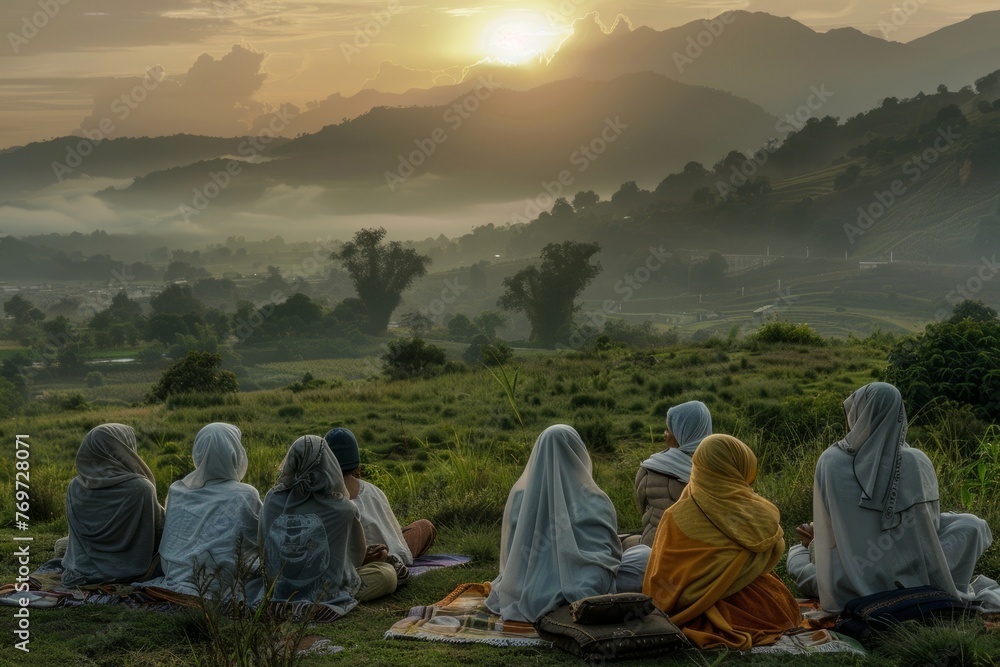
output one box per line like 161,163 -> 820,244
324,428 -> 437,582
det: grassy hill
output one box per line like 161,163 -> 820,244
2,336 -> 999,665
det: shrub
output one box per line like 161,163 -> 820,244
382,337 -> 447,380
569,394 -> 617,409
149,351 -> 239,403
59,392 -> 91,411
748,320 -> 825,346
165,392 -> 239,410
575,416 -> 614,453
277,405 -> 305,420
884,318 -> 1000,421
85,371 -> 106,388
462,336 -> 513,367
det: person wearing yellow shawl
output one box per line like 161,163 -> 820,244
643,434 -> 801,650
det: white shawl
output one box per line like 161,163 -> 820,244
485,424 -> 621,622
141,423 -> 261,596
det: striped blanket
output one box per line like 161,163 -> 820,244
385,582 -> 550,647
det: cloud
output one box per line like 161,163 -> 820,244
1,0 -> 225,57
77,45 -> 271,138
360,60 -> 460,93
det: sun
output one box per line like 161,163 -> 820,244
480,12 -> 567,65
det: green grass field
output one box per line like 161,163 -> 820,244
2,337 -> 999,666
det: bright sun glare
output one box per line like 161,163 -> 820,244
481,12 -> 567,65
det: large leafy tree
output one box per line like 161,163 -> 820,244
884,302 -> 1000,420
498,241 -> 602,347
331,227 -> 431,334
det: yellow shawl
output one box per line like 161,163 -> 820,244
643,435 -> 794,648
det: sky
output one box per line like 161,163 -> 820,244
1,0 -> 1000,149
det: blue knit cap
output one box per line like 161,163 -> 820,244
323,427 -> 360,473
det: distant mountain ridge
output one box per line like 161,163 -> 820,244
262,10 -> 1000,138
466,10 -> 1000,121
95,72 -> 779,215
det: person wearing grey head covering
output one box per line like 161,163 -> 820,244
485,425 -> 650,622
629,401 -> 712,547
62,424 -> 165,587
250,435 -> 396,616
138,423 -> 261,596
787,383 -> 1000,612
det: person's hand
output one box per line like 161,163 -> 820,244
796,522 -> 814,548
363,543 -> 388,564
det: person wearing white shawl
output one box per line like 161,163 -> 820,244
251,435 -> 396,615
485,424 -> 650,622
139,423 -> 261,596
62,424 -> 165,587
631,401 -> 712,547
787,382 -> 1000,612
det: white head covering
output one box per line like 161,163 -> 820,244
836,382 -> 935,530
182,422 -> 248,489
257,435 -> 366,614
640,401 -> 713,482
485,424 -> 622,622
137,422 -> 260,596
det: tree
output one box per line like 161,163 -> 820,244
150,284 -> 204,316
551,197 -> 574,219
447,313 -> 478,340
976,69 -> 1000,99
148,351 -> 238,402
948,300 -> 997,324
400,310 -> 432,336
473,311 -> 506,338
331,227 -> 431,334
572,190 -> 600,212
691,186 -> 716,205
498,241 -> 602,347
3,295 -> 35,324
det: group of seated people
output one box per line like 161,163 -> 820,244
484,382 -> 1000,650
59,423 -> 436,615
57,381 -> 1000,650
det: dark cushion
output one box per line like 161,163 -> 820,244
569,593 -> 656,625
535,601 -> 688,662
